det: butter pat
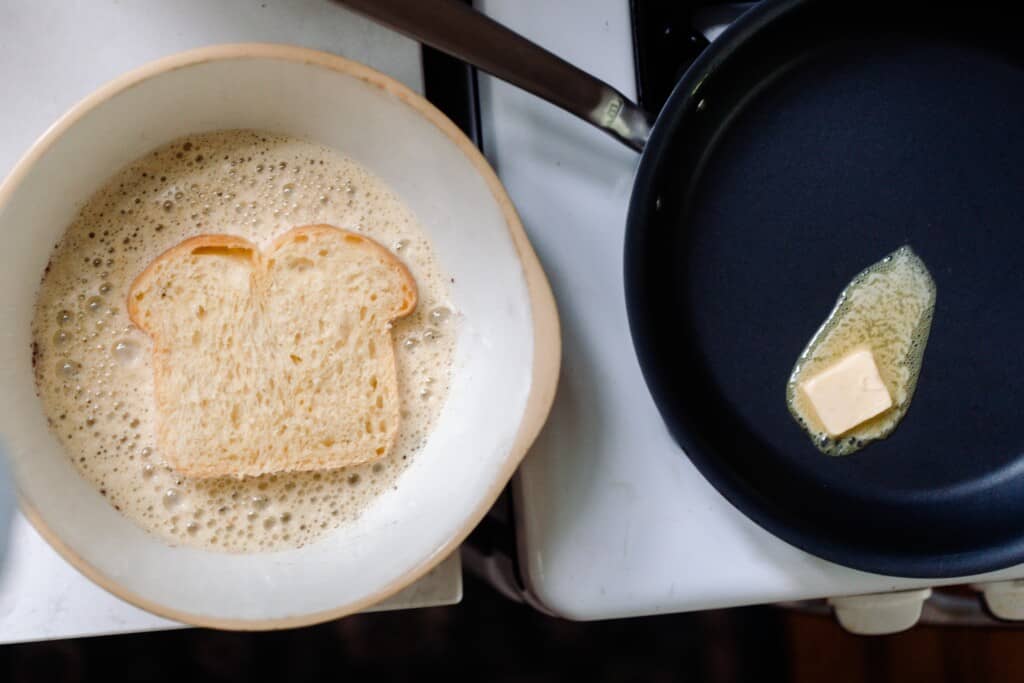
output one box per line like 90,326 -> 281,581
799,348 -> 893,436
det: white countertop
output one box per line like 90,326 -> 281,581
0,514 -> 461,644
480,0 -> 1024,620
0,0 -> 460,644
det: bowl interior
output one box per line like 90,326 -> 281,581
0,48 -> 536,625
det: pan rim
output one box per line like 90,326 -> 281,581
623,0 -> 1024,579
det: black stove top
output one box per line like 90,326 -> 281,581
630,1 -> 713,114
421,2 -> 731,146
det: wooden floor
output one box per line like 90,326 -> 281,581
786,612 -> 1024,683
2,576 -> 1023,682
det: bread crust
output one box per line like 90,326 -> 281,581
127,224 -> 417,478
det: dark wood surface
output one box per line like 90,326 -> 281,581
3,576 -> 1023,682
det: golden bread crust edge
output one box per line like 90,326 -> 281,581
126,233 -> 259,327
126,224 -> 418,479
275,224 -> 418,316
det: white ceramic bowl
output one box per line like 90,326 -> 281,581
0,44 -> 559,629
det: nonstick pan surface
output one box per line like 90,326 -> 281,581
626,0 -> 1024,577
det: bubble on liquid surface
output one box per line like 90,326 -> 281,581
163,488 -> 182,510
112,339 -> 141,366
56,360 -> 81,378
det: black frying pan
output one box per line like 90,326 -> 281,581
338,0 -> 1024,578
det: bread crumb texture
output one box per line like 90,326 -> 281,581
129,225 -> 417,478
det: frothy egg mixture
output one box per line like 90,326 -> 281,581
32,130 -> 456,552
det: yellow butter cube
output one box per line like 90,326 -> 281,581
800,348 -> 893,437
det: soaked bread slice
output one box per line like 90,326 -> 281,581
128,224 -> 417,478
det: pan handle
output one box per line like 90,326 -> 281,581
333,0 -> 652,152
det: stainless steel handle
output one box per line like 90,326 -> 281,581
333,0 -> 652,151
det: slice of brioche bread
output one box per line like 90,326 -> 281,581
128,224 -> 417,479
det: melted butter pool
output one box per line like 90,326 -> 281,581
786,246 -> 937,456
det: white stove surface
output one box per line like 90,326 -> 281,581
478,0 -> 1024,620
0,0 -> 460,644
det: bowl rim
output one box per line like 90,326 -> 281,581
0,42 -> 561,630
